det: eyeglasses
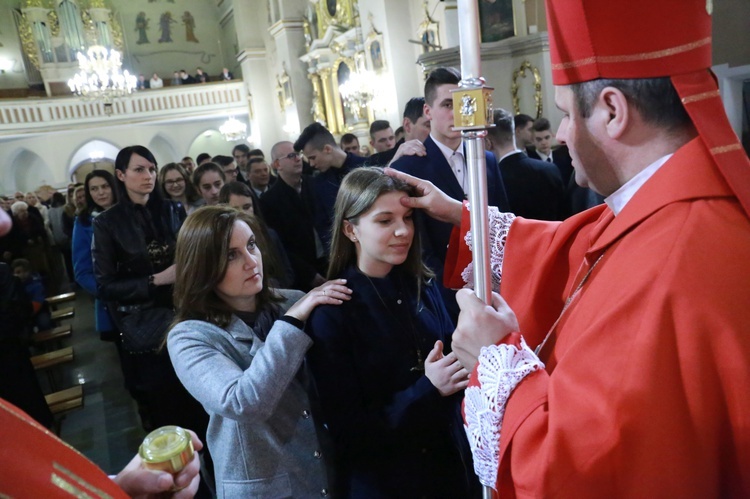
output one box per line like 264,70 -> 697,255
279,152 -> 301,161
163,178 -> 185,187
224,168 -> 239,176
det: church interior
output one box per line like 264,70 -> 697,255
0,0 -> 748,194
0,0 -> 749,483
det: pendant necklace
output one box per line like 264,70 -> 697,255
363,272 -> 426,372
534,250 -> 607,358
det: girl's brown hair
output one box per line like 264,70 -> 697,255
172,205 -> 281,329
327,166 -> 433,284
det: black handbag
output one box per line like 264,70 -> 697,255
117,303 -> 174,353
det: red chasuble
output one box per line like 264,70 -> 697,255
0,398 -> 128,498
449,138 -> 750,497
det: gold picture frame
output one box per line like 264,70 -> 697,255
511,60 -> 543,119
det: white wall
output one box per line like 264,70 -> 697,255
0,116 -> 252,195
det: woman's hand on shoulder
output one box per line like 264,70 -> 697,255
285,279 -> 352,322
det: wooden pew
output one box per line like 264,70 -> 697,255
45,385 -> 84,415
31,346 -> 74,370
33,325 -> 73,344
46,292 -> 76,309
50,306 -> 75,322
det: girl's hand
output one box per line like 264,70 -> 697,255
285,279 -> 352,322
424,340 -> 470,396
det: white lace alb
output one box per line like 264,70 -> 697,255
461,205 -> 516,292
463,338 -> 543,489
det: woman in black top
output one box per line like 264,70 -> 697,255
92,146 -> 209,440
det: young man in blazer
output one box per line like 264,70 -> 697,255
391,67 -> 509,321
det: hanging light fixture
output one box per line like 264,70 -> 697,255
67,45 -> 137,116
339,69 -> 379,122
219,116 -> 248,142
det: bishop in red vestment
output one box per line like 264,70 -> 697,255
387,0 -> 750,496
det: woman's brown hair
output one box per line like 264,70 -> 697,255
172,205 -> 281,329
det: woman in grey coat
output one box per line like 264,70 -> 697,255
168,206 -> 351,498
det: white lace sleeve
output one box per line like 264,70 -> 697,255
463,337 -> 544,489
461,205 -> 516,292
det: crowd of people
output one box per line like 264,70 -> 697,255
1,0 -> 749,496
135,67 -> 234,90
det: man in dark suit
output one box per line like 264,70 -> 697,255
260,141 -> 327,291
391,67 -> 509,321
487,108 -> 564,221
527,117 -> 574,184
294,122 -> 367,250
367,97 -> 432,167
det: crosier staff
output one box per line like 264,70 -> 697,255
452,0 -> 495,496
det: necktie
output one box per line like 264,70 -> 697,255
547,156 -> 553,163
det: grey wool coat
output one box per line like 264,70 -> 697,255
167,290 -> 329,498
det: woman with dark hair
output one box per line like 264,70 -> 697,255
159,162 -> 204,214
305,167 -> 474,497
219,181 -> 294,288
92,146 -> 209,447
72,170 -> 118,340
168,205 -> 350,497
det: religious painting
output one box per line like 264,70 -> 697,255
279,66 -> 293,106
365,34 -> 385,73
158,11 -> 175,43
326,0 -> 337,17
182,11 -> 199,43
478,0 -> 515,43
135,12 -> 150,44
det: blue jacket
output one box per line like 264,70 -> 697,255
312,152 -> 367,249
306,266 -> 474,498
72,217 -> 114,333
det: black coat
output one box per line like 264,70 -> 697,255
260,176 -> 326,291
92,198 -> 184,306
306,266 -> 474,498
527,144 -> 574,184
499,151 -> 565,220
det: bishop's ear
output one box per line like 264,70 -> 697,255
598,86 -> 629,139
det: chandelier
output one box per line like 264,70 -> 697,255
219,116 -> 248,142
67,46 -> 137,116
339,70 -> 377,122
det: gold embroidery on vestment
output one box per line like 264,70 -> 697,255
53,462 -> 114,499
552,37 -> 711,70
51,472 -> 94,498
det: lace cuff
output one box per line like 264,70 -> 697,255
463,337 -> 544,489
461,205 -> 516,292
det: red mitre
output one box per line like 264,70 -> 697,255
545,0 -> 750,217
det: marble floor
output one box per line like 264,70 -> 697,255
44,293 -> 146,476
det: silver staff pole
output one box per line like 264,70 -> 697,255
452,0 -> 494,496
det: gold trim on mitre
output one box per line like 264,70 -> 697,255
681,90 -> 720,104
710,144 -> 743,155
552,37 -> 711,70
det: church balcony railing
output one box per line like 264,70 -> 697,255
0,80 -> 247,137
